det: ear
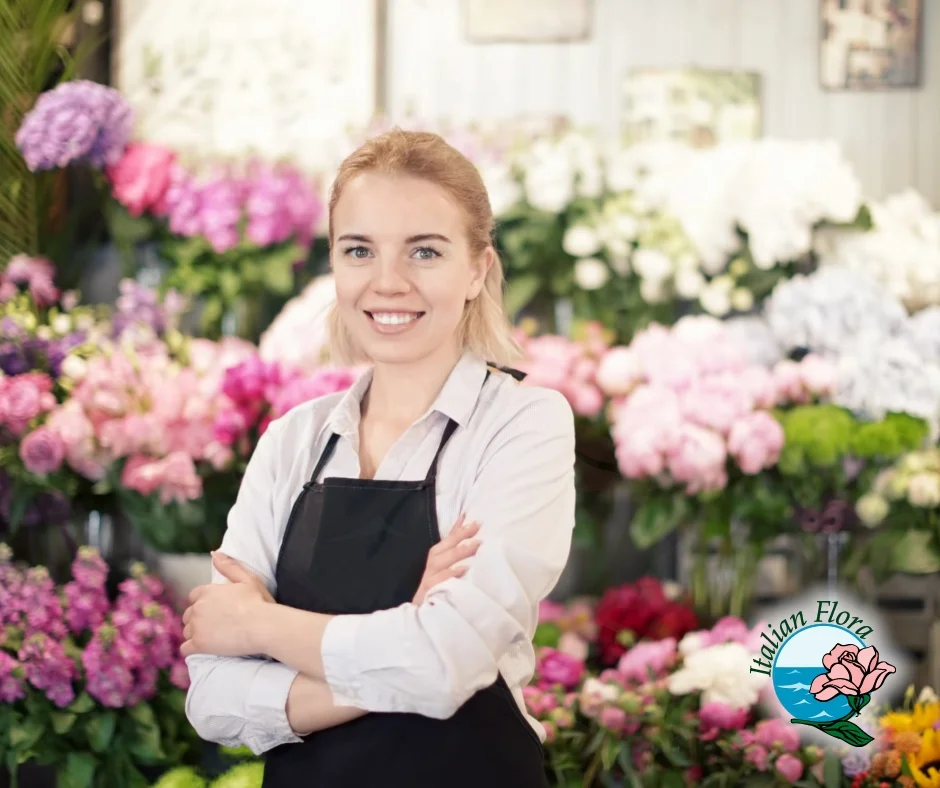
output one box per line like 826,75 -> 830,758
467,247 -> 494,301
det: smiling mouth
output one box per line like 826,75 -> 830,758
365,311 -> 425,326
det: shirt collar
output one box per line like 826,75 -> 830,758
326,350 -> 489,439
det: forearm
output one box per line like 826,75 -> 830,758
253,603 -> 333,680
286,673 -> 369,734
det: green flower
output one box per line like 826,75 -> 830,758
211,763 -> 265,788
151,767 -> 207,788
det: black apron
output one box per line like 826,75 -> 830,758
263,368 -> 549,788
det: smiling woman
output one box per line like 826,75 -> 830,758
182,128 -> 575,788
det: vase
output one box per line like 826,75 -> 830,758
154,552 -> 213,609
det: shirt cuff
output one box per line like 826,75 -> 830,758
247,660 -> 304,746
321,614 -> 365,707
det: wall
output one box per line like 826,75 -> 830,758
385,0 -> 940,205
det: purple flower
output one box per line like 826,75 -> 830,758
15,80 -> 133,171
111,279 -> 186,339
82,625 -> 135,707
244,164 -> 322,249
19,425 -> 66,475
199,175 -> 244,253
162,165 -> 203,236
18,633 -> 77,707
841,748 -> 870,777
0,651 -> 25,703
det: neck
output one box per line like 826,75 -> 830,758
363,342 -> 464,424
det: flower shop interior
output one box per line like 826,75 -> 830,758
3,0 -> 940,786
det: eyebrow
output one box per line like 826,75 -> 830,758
336,233 -> 453,244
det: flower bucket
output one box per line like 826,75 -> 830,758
155,552 -> 212,609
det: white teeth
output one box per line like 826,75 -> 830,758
371,312 -> 420,326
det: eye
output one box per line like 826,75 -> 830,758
412,246 -> 441,261
342,246 -> 371,260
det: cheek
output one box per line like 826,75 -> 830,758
333,269 -> 367,308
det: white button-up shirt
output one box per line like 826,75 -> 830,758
184,351 -> 576,755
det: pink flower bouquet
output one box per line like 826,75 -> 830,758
0,545 -> 197,787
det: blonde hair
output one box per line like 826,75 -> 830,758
326,128 -> 522,366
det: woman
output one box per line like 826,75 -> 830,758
182,129 -> 576,787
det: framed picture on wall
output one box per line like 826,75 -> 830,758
621,68 -> 762,149
820,0 -> 922,89
111,0 -> 386,172
463,0 -> 594,43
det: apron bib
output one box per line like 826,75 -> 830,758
263,369 -> 548,788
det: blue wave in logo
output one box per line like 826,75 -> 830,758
779,682 -> 811,691
810,710 -> 832,719
787,669 -> 802,675
794,699 -> 811,705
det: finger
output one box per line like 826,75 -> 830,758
182,607 -> 192,624
428,565 -> 469,588
430,538 -> 481,572
188,585 -> 210,604
180,640 -> 195,658
429,520 -> 480,558
183,623 -> 193,640
212,552 -> 256,584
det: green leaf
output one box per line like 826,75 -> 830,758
58,751 -> 96,788
51,711 -> 77,735
85,711 -> 116,753
660,770 -> 687,788
818,719 -> 874,747
67,692 -> 95,714
823,749 -> 843,788
262,243 -> 303,295
128,722 -> 165,764
503,274 -> 541,318
630,496 -> 690,550
9,717 -> 44,750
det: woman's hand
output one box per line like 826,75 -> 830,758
180,553 -> 273,658
412,513 -> 481,605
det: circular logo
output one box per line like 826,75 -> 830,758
771,623 -> 865,722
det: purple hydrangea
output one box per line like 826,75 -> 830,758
840,748 -> 870,777
15,80 -> 133,171
111,279 -> 186,339
245,164 -> 322,248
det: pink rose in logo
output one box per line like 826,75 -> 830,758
809,644 -> 896,700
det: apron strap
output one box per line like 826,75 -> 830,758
308,432 -> 340,485
425,417 -> 460,483
485,363 -> 527,382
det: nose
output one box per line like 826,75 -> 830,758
370,254 -> 412,295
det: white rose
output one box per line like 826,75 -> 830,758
907,472 -> 940,507
675,268 -> 705,299
480,163 -> 522,217
640,276 -> 668,304
855,493 -> 889,527
574,258 -> 610,290
699,278 -> 733,316
595,347 -> 642,396
678,632 -> 707,655
632,248 -> 672,281
563,225 -> 601,257
611,213 -> 639,240
523,155 -> 574,214
731,287 -> 755,312
52,314 -> 72,335
61,354 -> 87,381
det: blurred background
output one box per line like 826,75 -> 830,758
2,2 -> 940,786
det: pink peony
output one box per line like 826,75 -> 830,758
774,753 -> 804,782
19,426 -> 65,475
617,638 -> 677,683
727,411 -> 785,474
679,374 -> 752,435
538,600 -> 566,623
106,142 -> 176,217
744,743 -> 769,771
809,644 -> 896,699
753,717 -> 801,752
772,360 -> 806,404
798,354 -> 838,399
699,701 -> 749,741
666,423 -> 727,493
599,705 -> 627,733
537,648 -> 585,690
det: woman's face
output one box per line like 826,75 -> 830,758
331,172 -> 490,366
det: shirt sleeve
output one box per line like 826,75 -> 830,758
184,418 -> 304,754
319,388 -> 576,719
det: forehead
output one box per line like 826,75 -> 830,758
332,172 -> 465,237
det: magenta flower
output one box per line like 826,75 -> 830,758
106,142 -> 177,217
698,701 -> 748,741
19,425 -> 66,476
536,647 -> 585,690
810,644 -> 896,699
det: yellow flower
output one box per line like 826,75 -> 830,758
910,728 -> 940,787
882,702 -> 940,735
